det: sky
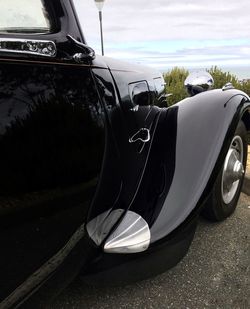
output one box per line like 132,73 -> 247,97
74,0 -> 250,78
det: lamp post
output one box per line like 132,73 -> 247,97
94,0 -> 105,56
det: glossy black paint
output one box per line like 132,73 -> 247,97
0,0 -> 249,306
82,56 -> 250,283
82,88 -> 250,285
83,217 -> 197,286
0,0 -> 107,304
0,60 -> 106,297
148,90 -> 249,242
87,57 -> 250,245
86,57 -> 167,246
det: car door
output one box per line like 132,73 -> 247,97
0,0 -> 108,304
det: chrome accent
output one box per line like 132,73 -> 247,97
129,128 -> 150,144
104,210 -> 151,254
130,105 -> 139,112
222,82 -> 235,91
0,38 -> 56,57
221,135 -> 244,204
72,51 -> 95,63
184,71 -> 214,96
86,209 -> 124,246
73,53 -> 87,63
67,35 -> 95,61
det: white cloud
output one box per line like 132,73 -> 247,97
74,0 -> 250,41
74,0 -> 250,76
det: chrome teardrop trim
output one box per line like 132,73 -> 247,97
104,210 -> 151,254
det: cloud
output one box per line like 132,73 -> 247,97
74,0 -> 250,75
75,0 -> 250,40
106,42 -> 250,68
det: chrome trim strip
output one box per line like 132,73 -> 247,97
0,38 -> 57,58
129,128 -> 151,144
87,209 -> 125,246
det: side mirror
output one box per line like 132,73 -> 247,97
184,71 -> 214,96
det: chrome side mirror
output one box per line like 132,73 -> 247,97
184,71 -> 214,96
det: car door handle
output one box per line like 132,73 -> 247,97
0,38 -> 57,58
129,128 -> 150,144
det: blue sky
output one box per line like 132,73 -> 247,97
74,0 -> 250,78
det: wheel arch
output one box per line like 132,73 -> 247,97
241,107 -> 250,133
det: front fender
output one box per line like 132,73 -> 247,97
86,87 -> 249,251
149,88 -> 250,242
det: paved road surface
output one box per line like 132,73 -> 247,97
50,194 -> 250,309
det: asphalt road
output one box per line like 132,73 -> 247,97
49,194 -> 250,309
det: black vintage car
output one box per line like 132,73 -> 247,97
0,0 -> 249,307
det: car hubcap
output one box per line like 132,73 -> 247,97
221,136 -> 244,204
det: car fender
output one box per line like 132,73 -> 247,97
148,88 -> 250,242
86,87 -> 249,249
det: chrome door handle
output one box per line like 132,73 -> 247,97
0,38 -> 57,57
129,128 -> 150,144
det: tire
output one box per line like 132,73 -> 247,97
202,120 -> 247,221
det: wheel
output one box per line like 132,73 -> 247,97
202,120 -> 247,221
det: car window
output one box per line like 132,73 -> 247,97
0,0 -> 51,34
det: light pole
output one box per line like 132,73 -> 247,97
94,0 -> 105,56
